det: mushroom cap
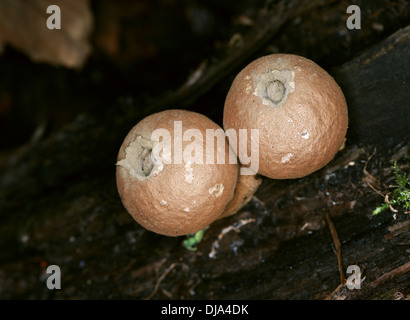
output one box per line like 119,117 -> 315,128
116,109 -> 238,236
223,53 -> 348,179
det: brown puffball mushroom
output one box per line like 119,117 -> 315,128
219,169 -> 262,219
116,109 -> 239,236
223,53 -> 348,179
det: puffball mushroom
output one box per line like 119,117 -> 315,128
223,53 -> 348,179
116,109 -> 239,236
219,171 -> 262,219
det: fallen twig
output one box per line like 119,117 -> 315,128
324,213 -> 345,286
145,262 -> 183,300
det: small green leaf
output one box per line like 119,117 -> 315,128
373,161 -> 410,215
182,228 -> 207,251
373,203 -> 389,215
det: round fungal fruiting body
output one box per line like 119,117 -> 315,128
223,53 -> 348,179
116,109 -> 238,236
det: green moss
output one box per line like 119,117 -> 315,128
373,161 -> 410,215
182,228 -> 207,251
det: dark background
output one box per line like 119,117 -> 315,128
1,0 -> 409,150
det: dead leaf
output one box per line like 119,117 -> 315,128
0,0 -> 93,68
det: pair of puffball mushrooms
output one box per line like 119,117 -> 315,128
116,54 -> 349,237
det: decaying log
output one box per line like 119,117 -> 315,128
333,24 -> 410,147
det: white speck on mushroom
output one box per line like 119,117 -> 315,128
184,161 -> 194,183
245,84 -> 252,94
281,153 -> 294,163
183,207 -> 190,213
208,183 -> 224,197
160,200 -> 167,206
301,130 -> 309,139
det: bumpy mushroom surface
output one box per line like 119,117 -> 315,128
223,53 -> 348,179
116,109 -> 238,236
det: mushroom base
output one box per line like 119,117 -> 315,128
219,172 -> 262,219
